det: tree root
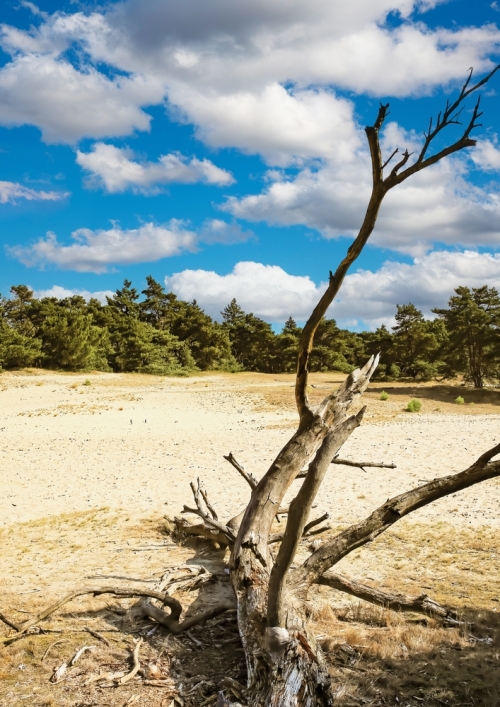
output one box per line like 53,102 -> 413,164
0,585 -> 235,645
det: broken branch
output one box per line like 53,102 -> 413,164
293,442 -> 500,586
224,453 -> 258,490
316,572 -> 456,620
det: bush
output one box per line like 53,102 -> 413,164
379,390 -> 389,401
455,395 -> 465,405
406,398 -> 422,412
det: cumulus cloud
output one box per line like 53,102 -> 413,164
331,250 -> 500,327
165,261 -> 321,320
471,139 -> 500,171
76,143 -> 233,193
9,221 -> 198,273
0,52 -> 163,143
224,144 -> 500,255
168,85 -> 360,166
165,251 -> 500,328
34,285 -> 113,304
0,1 -> 499,156
0,180 -> 68,204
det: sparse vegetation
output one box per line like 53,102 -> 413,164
379,390 -> 389,400
406,398 -> 422,412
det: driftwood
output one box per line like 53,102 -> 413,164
119,638 -> 142,685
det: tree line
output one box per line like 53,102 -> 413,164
0,277 -> 499,388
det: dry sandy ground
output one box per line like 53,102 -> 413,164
1,371 -> 500,707
1,370 -> 499,531
1,369 -> 499,601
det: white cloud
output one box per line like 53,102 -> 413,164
223,145 -> 500,255
0,1 -> 499,157
165,261 -> 321,320
34,285 -> 113,304
331,250 -> 500,327
0,52 -> 163,143
168,85 -> 360,166
165,251 -> 500,328
199,219 -> 254,244
9,221 -> 198,273
76,142 -> 233,193
0,180 -> 68,204
471,139 -> 500,171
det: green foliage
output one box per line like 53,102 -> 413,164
0,321 -> 42,369
433,286 -> 500,388
455,395 -> 465,405
1,280 -> 498,383
406,398 -> 422,413
379,390 -> 389,401
392,303 -> 444,380
222,299 -> 276,372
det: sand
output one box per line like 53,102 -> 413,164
1,370 -> 499,531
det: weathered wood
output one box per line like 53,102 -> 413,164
0,585 -> 233,644
224,452 -> 258,490
317,572 -> 455,620
293,442 -> 500,587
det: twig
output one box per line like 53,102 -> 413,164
70,644 -> 95,665
119,637 -> 142,685
296,459 -> 396,478
201,488 -> 219,521
85,626 -> 111,647
185,629 -> 203,646
303,512 -> 329,535
42,638 -> 70,661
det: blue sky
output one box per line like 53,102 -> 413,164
1,0 -> 500,329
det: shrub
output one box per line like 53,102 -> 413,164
455,395 -> 465,405
406,398 -> 421,412
83,379 -> 92,386
379,390 -> 389,401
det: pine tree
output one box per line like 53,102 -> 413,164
433,286 -> 500,387
392,303 -> 444,380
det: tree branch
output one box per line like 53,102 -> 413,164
316,572 -> 456,621
292,443 -> 500,586
233,355 -> 379,567
224,452 -> 258,490
1,586 -> 182,644
295,101 -> 390,423
385,66 -> 500,189
296,458 -> 396,477
182,505 -> 236,544
267,408 -> 366,627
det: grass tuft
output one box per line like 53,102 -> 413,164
405,398 -> 422,413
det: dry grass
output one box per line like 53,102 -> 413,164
1,370 -> 499,705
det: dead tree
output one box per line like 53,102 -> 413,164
6,68 -> 499,705
174,67 -> 500,707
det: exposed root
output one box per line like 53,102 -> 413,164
0,584 -> 235,644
